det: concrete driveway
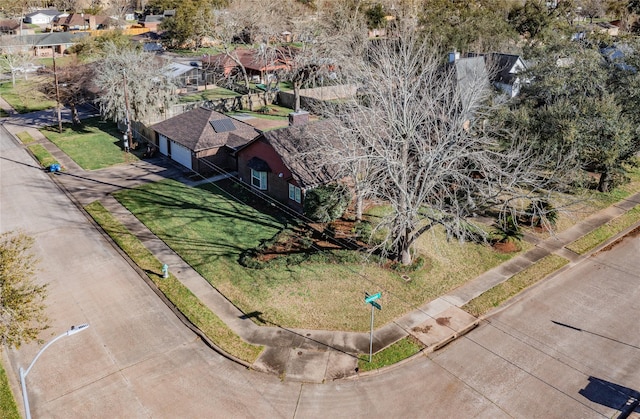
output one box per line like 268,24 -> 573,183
2,123 -> 639,418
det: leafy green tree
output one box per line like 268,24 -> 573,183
511,41 -> 639,191
304,184 -> 351,222
0,231 -> 48,349
365,3 -> 386,29
420,0 -> 518,53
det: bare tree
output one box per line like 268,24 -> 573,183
318,30 -> 577,265
579,0 -> 605,22
0,36 -> 37,87
38,60 -> 95,125
94,42 -> 176,134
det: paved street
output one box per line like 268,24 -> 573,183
2,123 -> 640,418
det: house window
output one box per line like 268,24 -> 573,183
289,184 -> 301,203
251,169 -> 267,190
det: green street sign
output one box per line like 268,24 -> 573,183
370,301 -> 381,310
365,292 -> 381,304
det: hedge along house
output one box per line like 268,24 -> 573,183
236,113 -> 342,213
150,107 -> 260,175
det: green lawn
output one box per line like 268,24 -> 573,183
85,201 -> 263,363
114,179 -> 529,332
0,79 -> 56,114
0,363 -> 19,419
565,205 -> 640,255
178,88 -> 240,102
462,254 -> 569,317
357,337 -> 424,372
0,109 -> 8,117
27,144 -> 59,169
40,118 -> 140,170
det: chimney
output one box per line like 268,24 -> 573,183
448,49 -> 460,63
288,110 -> 309,127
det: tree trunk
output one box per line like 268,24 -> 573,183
597,170 -> 610,192
70,104 -> 81,125
355,193 -> 363,221
294,81 -> 302,112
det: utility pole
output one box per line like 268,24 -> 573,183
122,70 -> 133,152
52,49 -> 62,133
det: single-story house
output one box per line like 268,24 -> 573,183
24,9 -> 60,25
202,47 -> 293,84
469,52 -> 527,97
150,107 -> 260,175
236,113 -> 341,213
0,19 -> 33,35
1,32 -> 89,56
53,13 -> 111,31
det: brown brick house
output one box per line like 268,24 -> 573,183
236,117 -> 341,213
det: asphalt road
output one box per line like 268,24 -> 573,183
1,124 -> 639,418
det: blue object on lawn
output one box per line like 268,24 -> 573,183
49,164 -> 61,172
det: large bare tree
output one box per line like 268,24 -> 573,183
0,36 -> 37,87
38,60 -> 95,125
318,31 -> 577,265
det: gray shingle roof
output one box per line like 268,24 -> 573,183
150,107 -> 259,152
260,120 -> 341,188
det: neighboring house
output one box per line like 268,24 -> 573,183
3,32 -> 89,56
0,19 -> 33,35
139,14 -> 164,30
470,52 -> 528,97
53,13 -> 111,31
150,107 -> 260,175
202,48 -> 293,84
24,9 -> 60,25
236,113 -> 340,213
165,62 -> 200,88
447,52 -> 490,123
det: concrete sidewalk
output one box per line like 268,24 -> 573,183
4,111 -> 640,384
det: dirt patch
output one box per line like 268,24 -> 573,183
492,241 -> 519,253
435,317 -> 451,326
412,325 -> 432,334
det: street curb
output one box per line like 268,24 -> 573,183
348,319 -> 481,380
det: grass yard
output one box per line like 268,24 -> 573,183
114,179 -> 529,332
0,362 -> 19,419
27,144 -> 59,168
0,79 -> 56,113
85,201 -> 263,363
565,205 -> 640,255
357,337 -> 424,372
40,118 -> 140,170
0,109 -> 8,117
16,131 -> 36,144
178,87 -> 240,102
462,254 -> 569,317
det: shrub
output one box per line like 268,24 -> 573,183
523,199 -> 558,228
492,215 -> 522,243
303,183 -> 351,222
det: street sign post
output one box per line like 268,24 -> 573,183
364,292 -> 382,362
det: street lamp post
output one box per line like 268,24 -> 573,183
19,324 -> 89,419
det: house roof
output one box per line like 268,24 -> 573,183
258,120 -> 341,188
203,48 -> 293,72
26,9 -> 60,18
8,32 -> 89,47
150,107 -> 259,152
164,62 -> 196,78
0,19 -> 26,32
55,13 -> 110,27
470,53 -> 526,85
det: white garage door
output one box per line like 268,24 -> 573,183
159,135 -> 168,155
171,141 -> 192,170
